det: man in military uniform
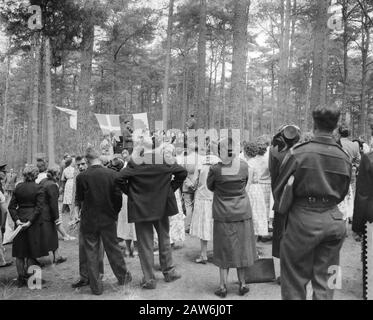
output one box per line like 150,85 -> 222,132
273,106 -> 352,300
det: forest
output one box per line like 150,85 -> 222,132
0,0 -> 372,169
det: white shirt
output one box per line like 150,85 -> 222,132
35,172 -> 48,184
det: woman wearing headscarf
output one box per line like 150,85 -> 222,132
207,137 -> 256,298
8,165 -> 45,287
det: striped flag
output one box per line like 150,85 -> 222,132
94,114 -> 121,136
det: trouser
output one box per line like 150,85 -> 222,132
280,205 -> 346,300
135,215 -> 175,282
272,212 -> 285,258
79,224 -> 104,282
182,192 -> 194,231
82,223 -> 128,295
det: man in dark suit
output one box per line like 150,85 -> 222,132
115,138 -> 187,289
75,147 -> 131,295
72,156 -> 104,289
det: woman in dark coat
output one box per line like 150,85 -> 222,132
39,166 -> 66,264
8,165 -> 45,287
207,137 -> 257,298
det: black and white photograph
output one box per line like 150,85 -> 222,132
0,0 -> 373,305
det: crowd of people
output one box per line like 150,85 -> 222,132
0,106 -> 372,300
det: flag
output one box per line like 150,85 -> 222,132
94,114 -> 121,136
56,107 -> 77,130
132,113 -> 149,132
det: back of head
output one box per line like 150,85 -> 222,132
313,105 -> 340,133
85,147 -> 100,164
47,165 -> 60,182
23,165 -> 39,182
36,158 -> 48,173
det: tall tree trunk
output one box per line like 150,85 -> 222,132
44,37 -> 55,165
230,0 -> 251,133
77,19 -> 94,154
341,0 -> 349,122
162,0 -> 174,131
278,0 -> 291,123
195,0 -> 207,128
220,25 -> 227,129
358,6 -> 371,138
31,33 -> 41,162
181,62 -> 188,131
1,54 -> 10,160
310,0 -> 329,112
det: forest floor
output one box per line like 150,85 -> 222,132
0,215 -> 363,301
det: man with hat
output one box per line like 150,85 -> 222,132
273,106 -> 351,300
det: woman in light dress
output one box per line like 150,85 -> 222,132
116,150 -> 137,257
162,144 -> 185,248
190,145 -> 220,264
244,142 -> 269,239
61,157 -> 75,219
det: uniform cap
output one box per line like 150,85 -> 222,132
0,164 -> 7,172
283,125 -> 300,140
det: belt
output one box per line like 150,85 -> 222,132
294,197 -> 337,208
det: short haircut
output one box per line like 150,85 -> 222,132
75,156 -> 83,162
312,106 -> 340,132
85,147 -> 100,162
23,165 -> 39,182
36,158 -> 47,172
338,125 -> 350,138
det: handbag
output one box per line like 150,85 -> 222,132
278,175 -> 294,215
245,258 -> 276,283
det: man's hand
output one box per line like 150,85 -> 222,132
352,232 -> 362,242
21,221 -> 31,229
16,219 -> 23,227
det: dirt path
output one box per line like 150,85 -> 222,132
0,220 -> 363,300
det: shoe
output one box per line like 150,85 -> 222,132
141,279 -> 157,289
72,279 -> 89,289
164,270 -> 181,283
54,257 -> 67,265
118,271 -> 132,285
238,283 -> 250,296
195,257 -> 207,264
15,276 -> 27,288
214,286 -> 227,298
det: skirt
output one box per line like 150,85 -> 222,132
190,198 -> 213,241
169,190 -> 185,244
260,183 -> 274,219
12,222 -> 48,259
40,220 -> 59,253
247,184 -> 269,236
117,194 -> 137,241
213,219 -> 257,269
338,184 -> 354,220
